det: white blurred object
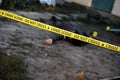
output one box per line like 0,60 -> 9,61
39,0 -> 56,6
0,0 -> 2,5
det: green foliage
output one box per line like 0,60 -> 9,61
0,54 -> 26,80
15,0 -> 26,9
1,0 -> 17,10
1,0 -> 41,11
15,0 -> 40,11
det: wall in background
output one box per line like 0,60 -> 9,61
112,0 -> 120,17
65,0 -> 92,6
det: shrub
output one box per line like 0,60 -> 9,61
0,54 -> 27,80
1,0 -> 17,10
1,0 -> 41,11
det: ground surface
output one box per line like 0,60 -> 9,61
0,11 -> 120,80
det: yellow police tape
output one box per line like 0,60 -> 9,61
0,9 -> 120,52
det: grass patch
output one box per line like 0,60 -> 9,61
0,54 -> 27,80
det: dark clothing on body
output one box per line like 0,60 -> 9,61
50,16 -> 91,46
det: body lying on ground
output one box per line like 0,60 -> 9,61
43,16 -> 93,46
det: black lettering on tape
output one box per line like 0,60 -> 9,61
29,20 -> 36,25
99,42 -> 106,47
88,39 -> 100,45
79,36 -> 88,42
106,44 -> 118,51
5,13 -> 13,18
51,27 -> 61,34
25,19 -> 30,23
74,34 -> 79,39
36,23 -> 47,29
14,16 -> 23,21
73,34 -> 85,41
73,34 -> 88,42
61,31 -> 72,37
101,43 -> 105,47
47,26 -> 50,30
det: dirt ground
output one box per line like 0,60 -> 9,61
0,11 -> 120,80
